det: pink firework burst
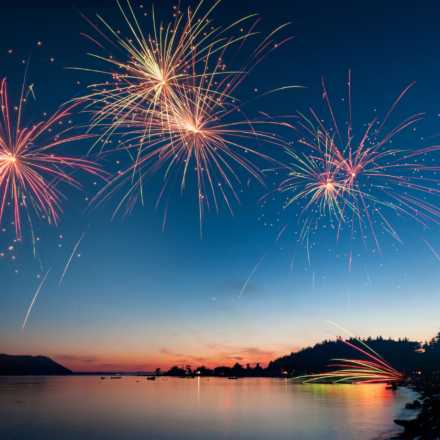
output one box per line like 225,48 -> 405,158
0,78 -> 103,239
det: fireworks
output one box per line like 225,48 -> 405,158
59,232 -> 86,286
295,337 -> 404,384
278,147 -> 351,244
22,268 -> 51,331
78,0 -> 268,147
0,78 -> 102,239
94,69 -> 286,225
279,71 -> 440,253
78,0 -> 290,227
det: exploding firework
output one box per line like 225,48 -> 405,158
295,337 -> 404,384
279,71 -> 440,254
79,0 -> 290,227
93,62 -> 287,226
278,147 -> 351,244
0,78 -> 103,239
77,0 -> 285,150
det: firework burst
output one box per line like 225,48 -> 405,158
0,78 -> 102,239
279,71 -> 440,254
279,146 -> 350,243
295,337 -> 404,384
79,0 -> 290,227
93,56 -> 287,226
77,0 -> 280,150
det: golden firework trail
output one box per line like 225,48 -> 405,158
295,337 -> 404,384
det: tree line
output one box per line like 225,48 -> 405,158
160,332 -> 440,377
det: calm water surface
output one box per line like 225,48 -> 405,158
0,376 -> 417,440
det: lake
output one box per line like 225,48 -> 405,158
0,376 -> 417,439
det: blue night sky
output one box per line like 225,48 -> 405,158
1,0 -> 440,372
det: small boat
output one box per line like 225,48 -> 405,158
228,376 -> 239,380
147,376 -> 156,381
100,376 -> 106,380
110,376 -> 122,379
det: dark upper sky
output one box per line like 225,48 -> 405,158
1,0 -> 440,371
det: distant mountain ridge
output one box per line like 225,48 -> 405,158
0,354 -> 72,375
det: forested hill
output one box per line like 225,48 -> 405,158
266,337 -> 423,376
164,334 -> 440,377
0,354 -> 72,375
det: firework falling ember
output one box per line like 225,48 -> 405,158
0,78 -> 103,240
238,253 -> 266,298
279,71 -> 440,253
295,338 -> 404,384
423,238 -> 440,263
80,1 -> 290,227
22,269 -> 51,331
59,232 -> 85,286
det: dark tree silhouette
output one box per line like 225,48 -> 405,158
266,338 -> 422,376
166,366 -> 186,376
162,332 -> 439,378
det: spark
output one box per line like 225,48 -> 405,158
238,253 -> 266,298
423,238 -> 440,263
59,232 -> 86,286
28,84 -> 36,100
22,269 -> 51,331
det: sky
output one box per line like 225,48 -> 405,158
1,0 -> 440,372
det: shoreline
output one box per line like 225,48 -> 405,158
389,375 -> 440,439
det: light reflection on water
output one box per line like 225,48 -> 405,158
0,376 -> 416,439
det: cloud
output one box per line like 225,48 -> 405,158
158,344 -> 287,368
56,354 -> 99,364
53,344 -> 297,372
55,353 -> 163,372
225,355 -> 244,361
239,347 -> 276,358
159,348 -> 209,365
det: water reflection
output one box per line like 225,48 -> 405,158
0,376 -> 415,440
